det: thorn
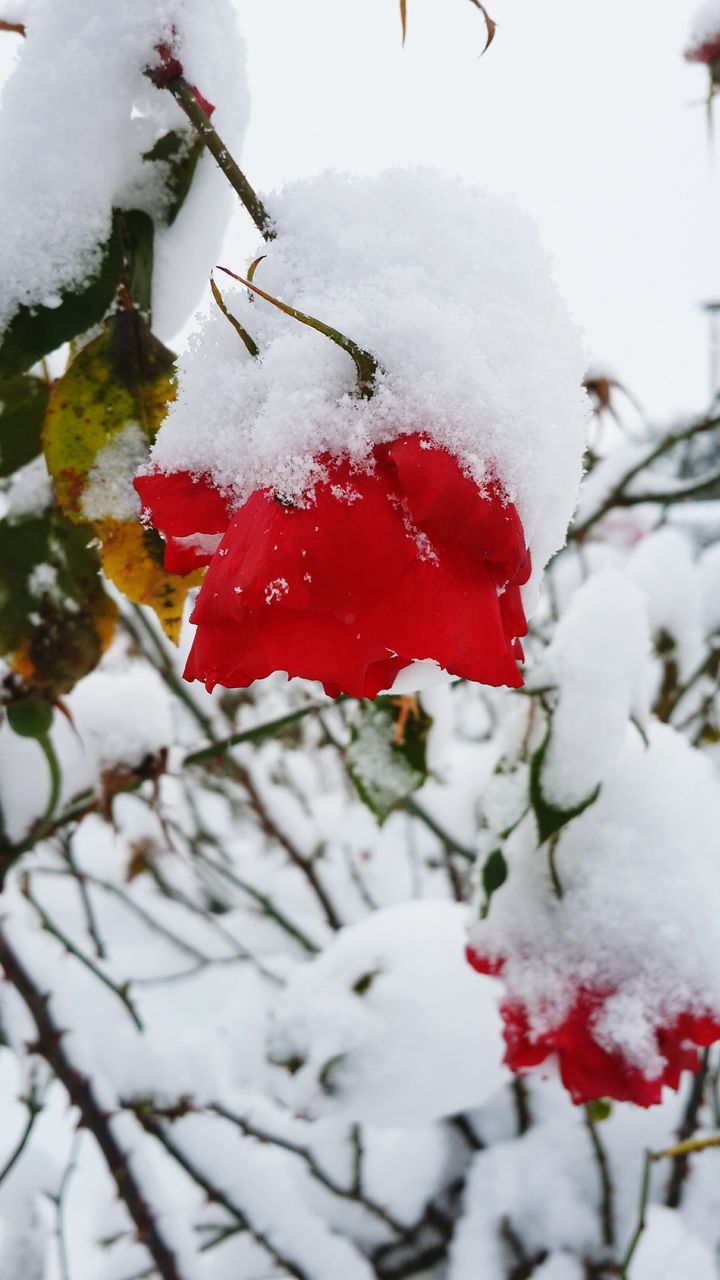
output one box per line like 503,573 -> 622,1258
391,694 -> 420,746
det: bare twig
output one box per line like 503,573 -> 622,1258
571,414 -> 720,540
184,699 -> 341,766
22,875 -> 144,1031
125,1101 -> 310,1280
665,1048 -> 710,1208
209,1102 -> 406,1236
50,1132 -> 83,1280
584,1104 -> 615,1248
0,1077 -> 42,1187
157,75 -> 275,241
0,930 -> 185,1280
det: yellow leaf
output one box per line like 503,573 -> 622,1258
398,0 -> 495,52
96,519 -> 202,645
43,312 -> 176,520
42,310 -> 196,642
1,511 -> 118,697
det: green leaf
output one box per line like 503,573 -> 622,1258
116,210 -> 155,320
0,510 -> 118,697
43,310 -> 175,519
42,310 -> 200,642
529,729 -> 601,845
0,375 -> 49,478
345,697 -> 431,824
0,228 -> 122,381
586,1098 -> 612,1123
318,1054 -> 346,1097
481,847 -> 508,914
352,969 -> 380,996
142,129 -> 206,227
7,696 -> 53,740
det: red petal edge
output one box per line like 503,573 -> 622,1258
136,434 -> 531,699
466,946 -> 720,1107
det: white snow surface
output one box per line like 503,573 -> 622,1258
531,570 -> 651,809
268,900 -> 508,1125
0,0 -> 247,340
468,723 -> 720,1077
632,1206 -> 719,1280
81,423 -> 147,522
699,540 -> 720,635
448,1122 -> 599,1279
626,528 -> 704,680
68,665 -> 174,769
147,168 -> 590,604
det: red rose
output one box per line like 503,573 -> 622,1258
685,32 -> 720,65
135,433 -> 530,699
466,946 -> 720,1106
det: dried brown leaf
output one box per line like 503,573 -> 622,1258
468,0 -> 496,53
247,255 -> 266,284
210,275 -> 259,357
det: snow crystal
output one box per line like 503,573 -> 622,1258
267,900 -> 507,1125
4,456 -> 53,522
468,723 -> 720,1077
264,577 -> 289,604
0,0 -> 247,341
147,169 -> 590,605
81,422 -> 148,522
27,562 -> 58,598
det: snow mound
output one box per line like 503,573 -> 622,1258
148,168 -> 589,605
268,900 -> 507,1125
0,0 -> 248,342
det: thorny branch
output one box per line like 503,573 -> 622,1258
571,413 -> 720,539
0,929 -> 185,1280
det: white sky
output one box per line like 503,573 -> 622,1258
2,0 -> 718,419
232,0 -> 720,421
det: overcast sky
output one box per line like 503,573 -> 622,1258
1,0 -> 717,420
232,0 -> 720,422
